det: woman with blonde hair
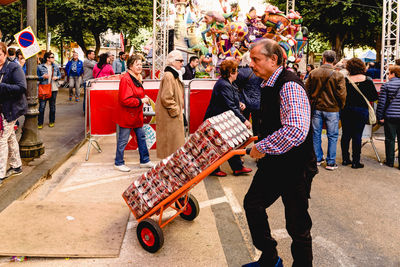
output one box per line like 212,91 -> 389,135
155,50 -> 186,159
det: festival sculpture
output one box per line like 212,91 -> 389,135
177,2 -> 308,75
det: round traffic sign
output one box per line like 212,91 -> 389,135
18,31 -> 35,48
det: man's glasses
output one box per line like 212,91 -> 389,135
49,56 -> 54,58
175,59 -> 184,62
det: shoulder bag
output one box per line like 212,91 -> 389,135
38,67 -> 54,100
347,77 -> 376,125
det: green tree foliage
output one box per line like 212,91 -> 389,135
268,0 -> 381,59
0,1 -> 24,45
45,0 -> 153,55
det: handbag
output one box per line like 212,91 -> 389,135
347,77 -> 376,125
38,67 -> 54,100
38,84 -> 52,100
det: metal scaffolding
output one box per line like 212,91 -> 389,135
381,0 -> 400,81
286,0 -> 295,14
152,0 -> 170,79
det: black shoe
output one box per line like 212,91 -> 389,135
351,162 -> 364,169
384,161 -> 394,167
5,166 -> 22,178
342,159 -> 352,166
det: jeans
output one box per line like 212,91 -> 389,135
340,106 -> 368,163
312,110 -> 340,164
383,119 -> 400,165
244,160 -> 313,267
69,76 -> 81,98
38,91 -> 58,125
115,125 -> 150,166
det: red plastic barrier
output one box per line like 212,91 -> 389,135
87,77 -> 216,150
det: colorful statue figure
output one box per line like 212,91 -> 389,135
223,2 -> 240,22
245,7 -> 267,43
261,4 -> 290,41
201,11 -> 226,54
218,22 -> 248,59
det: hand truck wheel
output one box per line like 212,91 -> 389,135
136,218 -> 164,253
175,193 -> 200,221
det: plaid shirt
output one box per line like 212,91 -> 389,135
255,66 -> 311,155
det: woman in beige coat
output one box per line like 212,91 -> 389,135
155,50 -> 185,159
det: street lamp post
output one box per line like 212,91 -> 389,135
19,0 -> 44,159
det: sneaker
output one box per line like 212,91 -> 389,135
38,124 -> 43,129
5,166 -> 22,178
140,161 -> 155,168
317,158 -> 325,166
49,122 -> 55,128
75,97 -> 80,102
325,163 -> 338,170
114,164 -> 131,172
233,167 -> 252,176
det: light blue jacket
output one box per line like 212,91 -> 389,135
37,63 -> 61,85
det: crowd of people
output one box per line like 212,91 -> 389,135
2,36 -> 400,266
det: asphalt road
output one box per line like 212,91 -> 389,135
0,135 -> 399,267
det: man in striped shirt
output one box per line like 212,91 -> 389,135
242,39 -> 317,267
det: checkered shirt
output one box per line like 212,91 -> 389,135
256,66 -> 311,155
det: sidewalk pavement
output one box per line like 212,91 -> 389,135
0,89 -> 86,212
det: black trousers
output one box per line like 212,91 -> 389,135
340,106 -> 368,163
243,160 -> 313,267
384,119 -> 400,165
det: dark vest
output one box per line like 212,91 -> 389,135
258,68 -> 317,177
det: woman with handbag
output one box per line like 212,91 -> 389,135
376,65 -> 400,169
341,58 -> 378,168
37,52 -> 61,129
0,42 -> 27,183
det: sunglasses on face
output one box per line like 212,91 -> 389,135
175,59 -> 184,62
49,56 -> 54,58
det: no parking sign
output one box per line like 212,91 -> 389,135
14,26 -> 40,59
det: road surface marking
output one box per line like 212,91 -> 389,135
272,229 -> 290,240
222,187 -> 243,214
59,175 -> 133,192
314,236 -> 355,267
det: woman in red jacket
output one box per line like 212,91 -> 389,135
114,55 -> 154,172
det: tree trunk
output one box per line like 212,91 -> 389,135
376,33 -> 382,63
93,32 -> 101,56
332,32 -> 346,62
75,33 -> 87,55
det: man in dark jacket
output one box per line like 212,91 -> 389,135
242,39 -> 317,267
0,42 -> 27,182
182,56 -> 199,80
306,50 -> 347,170
235,52 -> 263,136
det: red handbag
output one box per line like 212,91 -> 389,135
38,67 -> 54,100
38,84 -> 52,100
